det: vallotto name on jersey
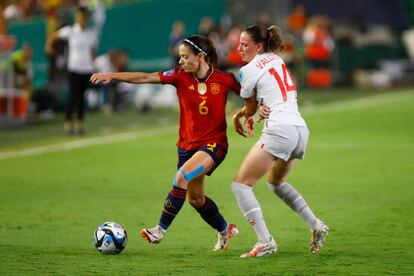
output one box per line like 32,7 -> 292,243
255,53 -> 278,70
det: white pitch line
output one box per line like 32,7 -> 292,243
0,126 -> 177,161
310,142 -> 414,150
0,90 -> 413,161
301,89 -> 414,115
229,141 -> 414,150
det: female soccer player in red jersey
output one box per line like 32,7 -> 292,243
230,25 -> 329,257
91,35 -> 240,250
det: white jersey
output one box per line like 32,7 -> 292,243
239,52 -> 306,129
58,23 -> 98,74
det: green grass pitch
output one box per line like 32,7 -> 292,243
0,89 -> 413,275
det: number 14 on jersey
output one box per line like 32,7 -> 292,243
268,64 -> 297,101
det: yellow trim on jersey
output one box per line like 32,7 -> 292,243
192,68 -> 215,84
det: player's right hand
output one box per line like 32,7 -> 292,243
245,117 -> 254,137
233,117 -> 246,137
257,104 -> 270,122
90,73 -> 112,85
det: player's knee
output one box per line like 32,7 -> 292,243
174,166 -> 206,188
267,175 -> 286,185
188,195 -> 204,208
231,181 -> 242,194
233,174 -> 257,187
231,180 -> 253,192
173,171 -> 188,189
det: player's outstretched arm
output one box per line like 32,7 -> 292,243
90,72 -> 161,85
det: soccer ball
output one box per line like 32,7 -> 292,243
93,221 -> 128,254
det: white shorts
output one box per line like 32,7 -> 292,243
256,125 -> 309,161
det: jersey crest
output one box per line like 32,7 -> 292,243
210,83 -> 220,94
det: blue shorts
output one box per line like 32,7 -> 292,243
177,143 -> 227,176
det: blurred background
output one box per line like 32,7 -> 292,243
1,2 -> 413,274
1,0 -> 414,130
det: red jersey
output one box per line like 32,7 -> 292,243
159,67 -> 240,151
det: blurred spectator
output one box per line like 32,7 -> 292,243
21,0 -> 38,19
286,4 -> 307,36
82,0 -> 114,9
95,49 -> 130,112
11,42 -> 33,98
207,26 -> 227,68
95,50 -> 116,74
284,5 -> 308,88
9,42 -> 33,118
2,0 -> 38,21
42,0 -> 64,36
303,16 -> 334,88
168,20 -> 185,66
46,6 -> 100,135
257,11 -> 271,27
0,4 -> 8,35
403,29 -> 414,60
4,2 -> 24,22
225,26 -> 244,68
198,16 -> 229,68
45,37 -> 68,110
0,0 -> 128,24
113,49 -> 128,72
199,16 -> 215,37
89,0 -> 106,34
280,33 -> 295,66
111,49 -> 133,110
303,16 -> 334,68
31,86 -> 57,118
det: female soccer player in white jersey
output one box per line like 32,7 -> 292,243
231,25 -> 329,258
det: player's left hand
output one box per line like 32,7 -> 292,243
257,104 -> 270,122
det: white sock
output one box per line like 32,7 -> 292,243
267,182 -> 317,229
231,182 -> 272,243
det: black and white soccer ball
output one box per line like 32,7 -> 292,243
93,222 -> 128,254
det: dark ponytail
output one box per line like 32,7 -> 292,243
77,6 -> 90,18
245,25 -> 284,53
182,35 -> 218,67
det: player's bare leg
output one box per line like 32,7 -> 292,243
187,174 -> 206,208
234,144 -> 274,186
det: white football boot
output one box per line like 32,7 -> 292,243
310,219 -> 329,253
240,236 -> 278,258
213,223 -> 239,251
141,225 -> 166,244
